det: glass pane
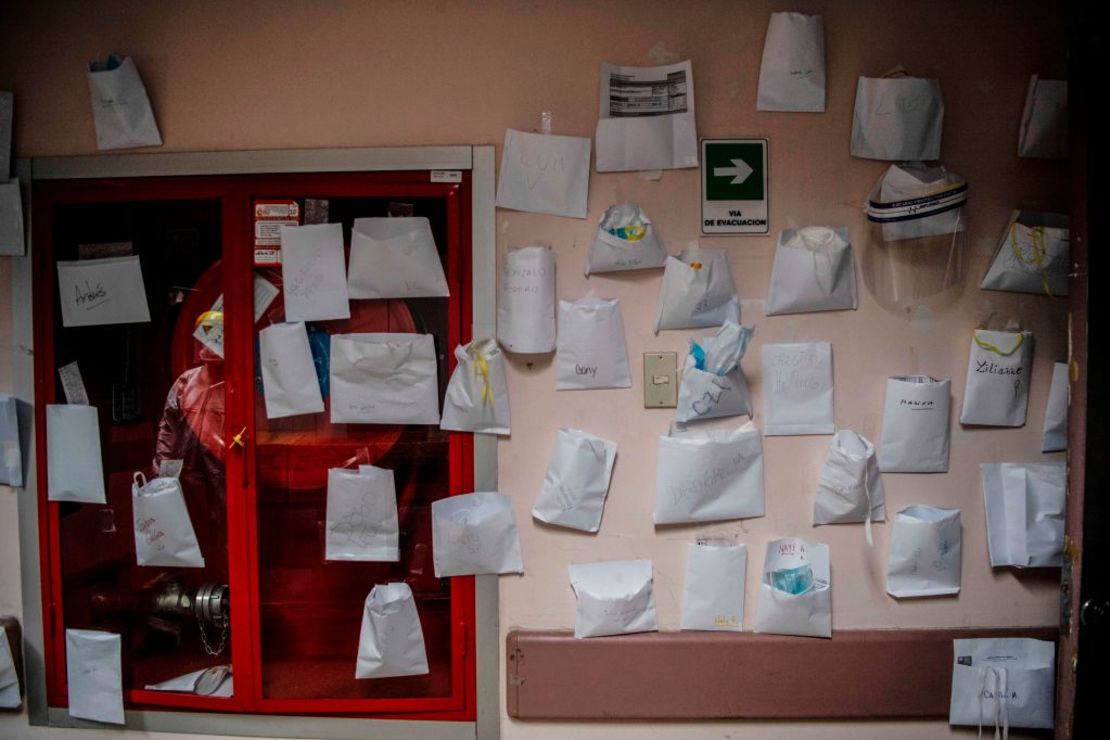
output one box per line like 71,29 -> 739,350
51,199 -> 234,695
253,195 -> 456,700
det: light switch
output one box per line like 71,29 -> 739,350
643,352 -> 678,408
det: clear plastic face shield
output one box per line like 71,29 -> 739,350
861,163 -> 968,313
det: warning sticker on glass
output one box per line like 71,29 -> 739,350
254,199 -> 301,265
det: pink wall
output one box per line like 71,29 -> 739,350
1,1 -> 1069,737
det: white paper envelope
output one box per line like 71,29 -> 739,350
960,330 -> 1034,427
850,76 -> 943,160
595,61 -> 698,172
762,342 -> 835,436
878,376 -> 951,473
980,211 -> 1069,297
753,537 -> 832,638
756,12 -> 826,112
86,55 -> 162,150
766,227 -> 857,315
680,541 -> 747,631
440,338 -> 511,435
325,466 -> 400,562
56,256 -> 152,328
1042,361 -> 1068,452
569,559 -> 659,638
355,583 -> 430,679
867,164 -> 968,243
654,247 -> 741,333
586,203 -> 667,275
676,322 -> 754,423
259,322 -> 324,419
329,333 -> 439,425
555,297 -> 632,391
280,223 -> 351,322
655,422 -> 764,525
47,404 -> 106,503
1,393 -> 22,487
65,629 -> 124,724
982,462 -> 1066,568
498,245 -> 556,354
813,429 -> 886,529
145,667 -> 232,697
131,474 -> 205,568
886,506 -> 961,598
1018,75 -> 1067,159
950,638 -> 1055,731
1,628 -> 19,708
347,217 -> 450,298
533,428 -> 617,533
432,491 -> 523,577
0,178 -> 24,256
496,129 -> 591,218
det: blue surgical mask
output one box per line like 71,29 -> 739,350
770,564 -> 814,595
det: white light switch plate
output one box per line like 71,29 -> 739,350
644,352 -> 678,408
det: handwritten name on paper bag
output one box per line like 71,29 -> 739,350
56,256 -> 151,327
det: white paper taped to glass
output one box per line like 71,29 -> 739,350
595,60 -> 698,172
347,217 -> 450,298
329,333 -> 440,425
326,466 -> 400,562
279,223 -> 351,322
56,255 -> 152,327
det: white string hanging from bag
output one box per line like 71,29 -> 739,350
977,666 -> 1009,740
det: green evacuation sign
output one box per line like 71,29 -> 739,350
700,138 -> 769,235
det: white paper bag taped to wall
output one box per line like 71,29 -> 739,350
586,203 -> 667,275
347,217 -> 450,298
1,393 -> 22,487
259,322 -> 324,419
280,223 -> 351,322
950,638 -> 1055,731
878,376 -> 951,473
533,428 -> 617,533
982,462 -> 1065,568
654,247 -> 741,333
86,55 -> 162,150
676,322 -> 754,424
866,164 -> 968,243
495,129 -> 591,218
1042,362 -> 1068,453
330,333 -> 440,425
886,505 -> 961,598
655,422 -> 764,525
56,256 -> 152,328
850,75 -> 943,160
441,338 -> 511,435
0,179 -> 24,256
66,629 -> 125,724
762,342 -> 835,436
1018,76 -> 1067,159
569,559 -> 659,638
680,541 -> 747,632
753,537 -> 831,638
432,492 -> 523,576
595,61 -> 698,172
960,330 -> 1034,427
355,583 -> 429,679
47,404 -> 106,503
813,430 -> 885,536
498,246 -> 556,354
756,12 -> 825,112
556,297 -> 632,391
980,211 -> 1069,297
131,473 -> 205,568
1,628 -> 20,708
766,227 -> 857,315
326,466 -> 400,562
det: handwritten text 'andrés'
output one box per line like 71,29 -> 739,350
74,280 -> 110,311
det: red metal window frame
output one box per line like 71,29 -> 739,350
31,171 -> 477,720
